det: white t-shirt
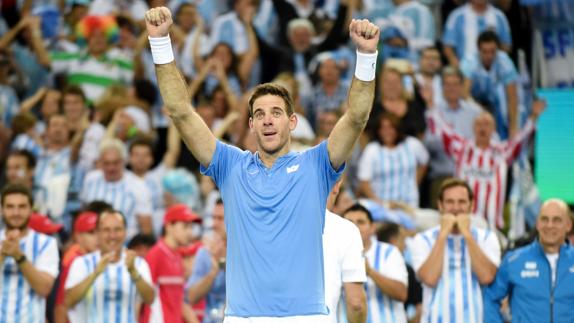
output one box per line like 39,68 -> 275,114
546,253 -> 559,286
322,210 -> 366,323
0,229 -> 59,323
65,249 -> 152,323
411,226 -> 501,323
364,237 -> 408,323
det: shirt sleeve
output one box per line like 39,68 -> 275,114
341,222 -> 367,283
410,232 -> 434,273
498,52 -> 519,85
407,137 -> 429,166
34,236 -> 60,277
304,140 -> 345,191
136,257 -> 153,285
483,253 -> 511,322
378,245 -> 409,286
478,230 -> 502,267
65,257 -> 89,289
200,140 -> 247,189
441,11 -> 459,47
357,143 -> 376,181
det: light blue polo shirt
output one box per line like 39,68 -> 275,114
201,140 -> 344,317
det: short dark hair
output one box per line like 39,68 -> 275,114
127,233 -> 156,249
1,183 -> 33,206
129,136 -> 155,154
438,178 -> 474,202
84,200 -> 113,215
96,209 -> 127,229
62,85 -> 87,103
342,203 -> 373,223
373,112 -> 406,146
477,30 -> 500,48
248,83 -> 294,118
7,149 -> 37,169
377,222 -> 401,243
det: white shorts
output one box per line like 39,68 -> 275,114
224,315 -> 330,323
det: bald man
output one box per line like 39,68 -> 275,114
426,100 -> 546,229
484,199 -> 574,323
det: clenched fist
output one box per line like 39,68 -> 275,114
349,19 -> 380,54
145,7 -> 173,38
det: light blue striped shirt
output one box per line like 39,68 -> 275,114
80,170 -> 153,239
11,134 -> 43,158
442,4 -> 512,60
393,1 -> 436,52
0,85 -> 20,127
0,229 -> 59,323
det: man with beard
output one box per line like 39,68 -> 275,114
145,6 -> 379,322
0,183 -> 60,322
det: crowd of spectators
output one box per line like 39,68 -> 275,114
0,0 -> 572,322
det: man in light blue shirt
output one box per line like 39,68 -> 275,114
461,31 -> 519,139
145,7 -> 380,322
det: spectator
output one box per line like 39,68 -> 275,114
0,183 -> 60,322
324,181 -> 367,323
391,0 -> 436,55
369,67 -> 426,138
0,50 -> 19,126
80,138 -> 153,237
64,209 -> 155,322
411,178 -> 501,323
54,211 -> 98,323
10,111 -> 42,158
141,204 -> 202,323
414,46 -> 443,108
485,198 -> 574,323
106,105 -> 152,144
377,222 -> 423,323
187,200 -> 226,323
358,112 -> 429,208
422,66 -> 482,208
425,100 -> 545,229
4,149 -> 36,191
50,15 -> 133,103
127,233 -> 157,258
342,203 -> 408,323
442,0 -> 512,67
173,3 -> 210,79
461,30 -> 519,139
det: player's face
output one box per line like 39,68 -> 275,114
249,94 -> 297,157
537,202 -> 572,249
129,145 -> 154,174
438,186 -> 472,216
1,193 -> 32,230
97,212 -> 126,254
344,210 -> 374,245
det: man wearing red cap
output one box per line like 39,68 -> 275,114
54,211 -> 98,323
141,204 -> 202,323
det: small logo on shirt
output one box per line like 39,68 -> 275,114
286,164 -> 300,174
525,262 -> 537,270
569,266 -> 574,273
520,270 -> 539,278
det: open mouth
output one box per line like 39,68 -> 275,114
263,131 -> 277,137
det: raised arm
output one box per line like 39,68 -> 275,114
327,19 -> 379,169
146,7 -> 216,167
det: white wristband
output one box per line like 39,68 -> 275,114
148,35 -> 174,65
354,50 -> 378,82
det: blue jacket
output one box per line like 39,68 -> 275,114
484,240 -> 574,323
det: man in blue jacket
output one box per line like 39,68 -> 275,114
484,198 -> 574,323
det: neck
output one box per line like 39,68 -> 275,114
542,243 -> 561,254
133,169 -> 147,178
322,82 -> 338,93
422,72 -> 434,81
363,237 -> 372,252
472,2 -> 488,13
475,138 -> 489,149
164,235 -> 178,249
47,142 -> 68,151
447,99 -> 459,110
258,143 -> 291,169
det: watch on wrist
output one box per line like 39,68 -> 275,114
15,254 -> 26,265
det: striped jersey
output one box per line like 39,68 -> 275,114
426,111 -> 535,229
34,147 -> 72,192
358,137 -> 429,207
50,51 -> 133,103
142,164 -> 166,237
392,1 -> 435,52
442,4 -> 512,60
209,12 -> 248,55
411,226 -> 501,323
364,237 -> 408,323
11,134 -> 42,158
0,229 -> 60,323
80,170 -> 153,239
65,250 -> 152,323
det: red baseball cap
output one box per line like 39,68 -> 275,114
28,213 -> 63,235
164,204 -> 202,225
74,211 -> 98,233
